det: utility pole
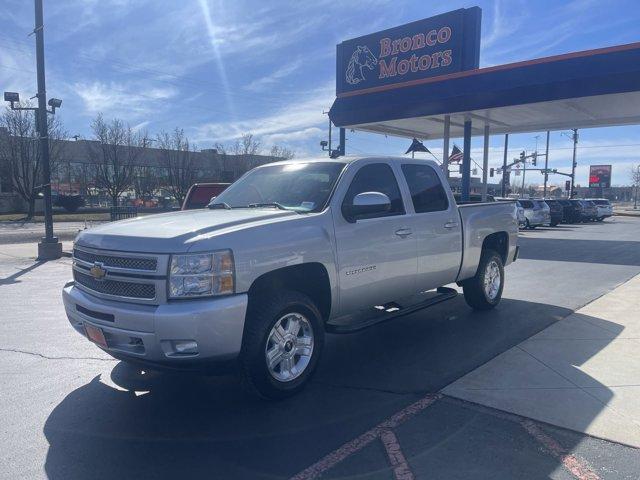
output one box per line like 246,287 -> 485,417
521,151 -> 527,197
35,0 -> 61,259
501,134 -> 508,197
570,128 -> 578,198
543,131 -> 550,197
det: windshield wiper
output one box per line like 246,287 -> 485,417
208,202 -> 232,210
247,202 -> 288,210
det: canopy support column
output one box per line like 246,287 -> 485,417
482,124 -> 490,201
461,119 -> 472,202
442,115 -> 451,178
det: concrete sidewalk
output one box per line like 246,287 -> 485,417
444,273 -> 640,448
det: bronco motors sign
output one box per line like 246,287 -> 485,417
336,7 -> 482,96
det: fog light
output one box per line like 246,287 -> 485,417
173,340 -> 198,355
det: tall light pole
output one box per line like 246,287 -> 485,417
543,131 -> 550,197
4,1 -> 62,258
34,0 -> 63,259
501,134 -> 508,197
570,129 -> 578,198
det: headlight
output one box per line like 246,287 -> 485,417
168,250 -> 234,299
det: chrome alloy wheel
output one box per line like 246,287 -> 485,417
265,312 -> 314,382
483,260 -> 501,301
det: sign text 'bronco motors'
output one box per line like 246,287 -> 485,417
336,7 -> 482,96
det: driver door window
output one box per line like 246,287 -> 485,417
341,163 -> 405,220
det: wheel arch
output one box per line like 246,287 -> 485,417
247,263 -> 332,322
481,231 -> 509,264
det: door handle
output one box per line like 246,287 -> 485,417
395,228 -> 413,238
444,221 -> 459,229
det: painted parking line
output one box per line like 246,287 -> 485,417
291,393 -> 603,480
380,429 -> 415,480
289,394 -> 440,480
522,420 -> 601,480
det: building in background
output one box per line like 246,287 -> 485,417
0,128 -> 280,213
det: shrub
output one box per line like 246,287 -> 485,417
54,194 -> 85,213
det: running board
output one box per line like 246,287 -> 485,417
326,287 -> 458,334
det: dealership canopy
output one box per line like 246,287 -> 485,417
329,41 -> 640,139
328,7 -> 640,200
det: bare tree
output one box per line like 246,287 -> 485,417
133,166 -> 160,201
0,103 -> 67,219
232,133 -> 261,156
87,114 -> 148,207
269,145 -> 295,160
157,128 -> 198,206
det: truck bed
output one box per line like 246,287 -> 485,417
456,200 -> 519,281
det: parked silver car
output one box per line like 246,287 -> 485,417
518,199 -> 550,229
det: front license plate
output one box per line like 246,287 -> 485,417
85,324 -> 108,348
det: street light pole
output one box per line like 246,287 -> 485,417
570,128 -> 578,198
34,0 -> 61,259
543,131 -> 550,197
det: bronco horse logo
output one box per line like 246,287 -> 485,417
346,46 -> 378,85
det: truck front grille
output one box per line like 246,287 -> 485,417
73,270 -> 156,300
73,248 -> 157,272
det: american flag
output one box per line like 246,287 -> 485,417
449,145 -> 463,163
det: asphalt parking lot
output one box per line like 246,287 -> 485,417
1,217 -> 639,479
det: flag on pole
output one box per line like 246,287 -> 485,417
404,138 -> 431,155
449,145 -> 463,163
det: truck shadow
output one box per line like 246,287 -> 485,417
42,297 -> 620,479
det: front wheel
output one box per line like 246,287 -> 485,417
462,250 -> 505,310
239,291 -> 324,399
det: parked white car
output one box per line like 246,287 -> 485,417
64,156 -> 519,398
586,198 -> 613,221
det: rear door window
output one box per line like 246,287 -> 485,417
519,200 -> 534,208
401,164 -> 449,213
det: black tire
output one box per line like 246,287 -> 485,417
525,219 -> 531,230
239,290 -> 324,399
551,221 -> 559,227
462,250 -> 505,310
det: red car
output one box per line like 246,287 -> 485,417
181,183 -> 230,210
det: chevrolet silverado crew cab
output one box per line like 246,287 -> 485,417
64,156 -> 519,398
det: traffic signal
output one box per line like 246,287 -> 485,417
490,168 -> 495,177
520,151 -> 526,162
565,180 -> 571,191
531,152 -> 537,166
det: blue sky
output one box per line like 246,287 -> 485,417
2,0 -> 640,185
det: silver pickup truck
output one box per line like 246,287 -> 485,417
63,156 -> 518,398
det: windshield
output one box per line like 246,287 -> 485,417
211,162 -> 345,212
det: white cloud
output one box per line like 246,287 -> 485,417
73,81 -> 178,117
244,59 -> 304,92
193,83 -> 334,143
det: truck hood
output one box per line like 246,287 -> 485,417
75,208 -> 298,252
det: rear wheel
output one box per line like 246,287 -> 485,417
462,250 -> 504,310
239,290 -> 324,399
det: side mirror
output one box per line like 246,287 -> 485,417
345,191 -> 391,221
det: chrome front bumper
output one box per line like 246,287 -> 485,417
63,283 -> 248,367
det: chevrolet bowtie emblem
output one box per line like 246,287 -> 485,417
90,262 -> 107,280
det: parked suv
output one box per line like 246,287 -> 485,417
542,199 -> 563,226
518,199 -> 548,229
557,199 -> 580,223
587,198 -> 613,221
570,199 -> 597,222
